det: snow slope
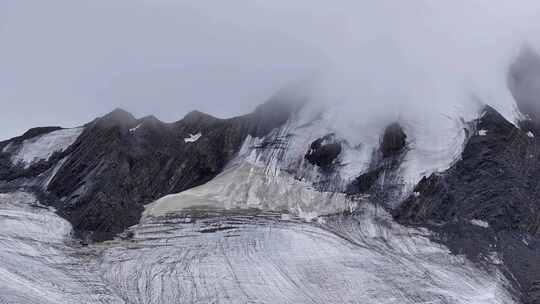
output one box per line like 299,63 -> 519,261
6,128 -> 83,168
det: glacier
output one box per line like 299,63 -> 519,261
0,190 -> 516,304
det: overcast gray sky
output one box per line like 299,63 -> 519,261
1,1 -> 540,140
0,1 -> 326,140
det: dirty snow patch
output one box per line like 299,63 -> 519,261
144,163 -> 356,219
184,132 -> 202,143
527,131 -> 535,138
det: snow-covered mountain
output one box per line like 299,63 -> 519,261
2,46 -> 540,303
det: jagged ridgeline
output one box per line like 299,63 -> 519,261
0,92 -> 300,241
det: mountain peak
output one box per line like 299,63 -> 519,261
105,108 -> 135,120
182,110 -> 218,124
97,108 -> 137,128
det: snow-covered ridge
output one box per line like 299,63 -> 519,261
5,128 -> 83,168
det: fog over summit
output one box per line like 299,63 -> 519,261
2,1 -> 540,140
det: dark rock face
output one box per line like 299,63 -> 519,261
305,134 -> 342,169
250,95 -> 298,137
353,168 -> 383,193
381,123 -> 407,158
348,123 -> 407,206
395,106 -> 540,303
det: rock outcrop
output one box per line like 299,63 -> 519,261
305,134 -> 342,170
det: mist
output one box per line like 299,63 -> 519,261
1,0 -> 540,140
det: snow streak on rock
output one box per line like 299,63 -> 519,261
184,132 -> 202,143
129,124 -> 142,133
